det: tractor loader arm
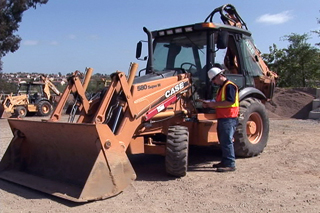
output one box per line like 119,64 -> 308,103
64,63 -> 192,146
49,69 -> 93,122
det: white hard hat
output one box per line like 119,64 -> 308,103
208,67 -> 223,81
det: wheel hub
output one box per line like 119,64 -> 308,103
42,106 -> 49,113
246,121 -> 257,135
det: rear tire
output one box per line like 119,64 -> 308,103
37,101 -> 52,116
234,98 -> 269,157
14,106 -> 27,118
165,125 -> 189,177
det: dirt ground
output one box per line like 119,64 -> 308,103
0,88 -> 320,213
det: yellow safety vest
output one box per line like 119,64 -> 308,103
215,80 -> 239,118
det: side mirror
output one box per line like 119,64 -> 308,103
217,31 -> 229,49
136,41 -> 148,61
136,41 -> 142,59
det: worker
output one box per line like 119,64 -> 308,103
203,67 -> 239,172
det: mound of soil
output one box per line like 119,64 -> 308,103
265,87 -> 316,119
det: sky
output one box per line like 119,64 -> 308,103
2,0 -> 320,75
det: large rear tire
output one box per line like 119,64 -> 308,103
234,98 -> 269,157
37,101 -> 52,116
165,125 -> 189,177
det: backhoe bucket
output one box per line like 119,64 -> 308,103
0,119 -> 136,202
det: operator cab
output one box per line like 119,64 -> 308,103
17,82 -> 45,104
136,24 -> 249,107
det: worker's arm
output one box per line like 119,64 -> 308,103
203,84 -> 237,108
203,100 -> 234,108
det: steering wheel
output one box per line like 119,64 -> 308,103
180,62 -> 197,74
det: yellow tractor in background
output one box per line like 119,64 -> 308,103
0,75 -> 61,118
0,4 -> 277,202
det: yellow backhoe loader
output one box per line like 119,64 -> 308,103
0,75 -> 61,118
0,4 -> 277,202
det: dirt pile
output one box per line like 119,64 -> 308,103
265,87 -> 316,119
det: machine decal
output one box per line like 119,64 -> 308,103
148,83 -> 160,89
245,39 -> 256,56
137,84 -> 147,91
144,95 -> 178,121
137,83 -> 161,91
164,82 -> 186,98
156,104 -> 165,112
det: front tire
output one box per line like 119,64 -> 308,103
14,106 -> 27,118
234,98 -> 269,157
166,125 -> 189,177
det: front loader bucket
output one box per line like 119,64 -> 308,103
0,119 -> 136,202
0,104 -> 11,118
0,104 -> 4,118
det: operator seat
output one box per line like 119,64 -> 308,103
224,45 -> 239,74
31,92 -> 40,103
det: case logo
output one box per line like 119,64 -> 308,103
165,82 -> 185,98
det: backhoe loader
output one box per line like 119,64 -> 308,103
0,75 -> 61,118
0,4 -> 277,202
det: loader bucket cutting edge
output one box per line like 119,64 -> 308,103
0,119 -> 136,202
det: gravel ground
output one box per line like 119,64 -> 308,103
0,116 -> 319,213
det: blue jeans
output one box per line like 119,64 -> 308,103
217,118 -> 238,168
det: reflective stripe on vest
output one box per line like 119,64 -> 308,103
215,80 -> 239,118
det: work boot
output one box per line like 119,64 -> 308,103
216,167 -> 236,172
212,162 -> 225,168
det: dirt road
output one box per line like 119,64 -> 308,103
0,116 -> 319,213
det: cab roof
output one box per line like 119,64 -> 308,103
151,22 -> 251,38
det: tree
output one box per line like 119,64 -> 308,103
263,33 -> 320,87
0,0 -> 49,71
312,12 -> 320,46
